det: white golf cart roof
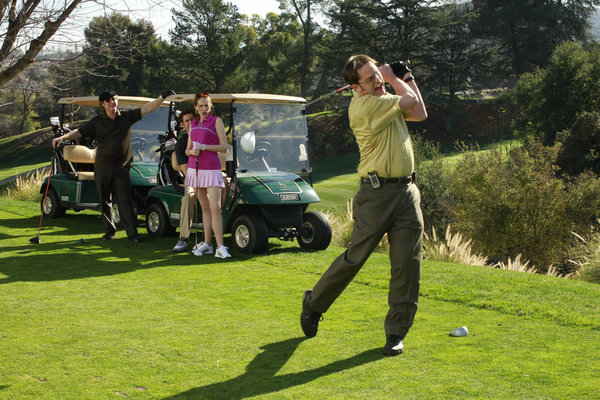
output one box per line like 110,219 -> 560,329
57,96 -> 171,108
168,93 -> 306,104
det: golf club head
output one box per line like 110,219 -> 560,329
29,235 -> 40,244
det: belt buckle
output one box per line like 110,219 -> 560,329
367,172 -> 381,189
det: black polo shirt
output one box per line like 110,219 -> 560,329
174,130 -> 188,166
79,108 -> 142,168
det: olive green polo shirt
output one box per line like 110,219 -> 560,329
78,108 -> 142,168
348,91 -> 414,178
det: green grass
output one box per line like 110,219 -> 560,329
1,199 -> 599,399
2,136 -> 599,398
439,137 -> 521,168
0,134 -> 52,180
311,153 -> 359,211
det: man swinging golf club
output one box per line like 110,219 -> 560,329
51,89 -> 175,243
300,55 -> 427,356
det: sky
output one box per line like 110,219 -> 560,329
125,0 -> 282,39
48,0 -> 282,48
117,0 -> 282,39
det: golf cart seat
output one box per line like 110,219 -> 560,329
62,144 -> 96,181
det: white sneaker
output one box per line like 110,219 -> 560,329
215,245 -> 232,259
193,241 -> 214,256
172,238 -> 188,253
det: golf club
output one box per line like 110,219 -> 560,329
30,149 -> 56,244
305,84 -> 351,108
195,152 -> 199,249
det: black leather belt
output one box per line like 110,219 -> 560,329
360,175 -> 413,185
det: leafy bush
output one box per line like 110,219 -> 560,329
413,134 -> 454,231
556,111 -> 600,176
448,139 -> 600,270
512,41 -> 600,145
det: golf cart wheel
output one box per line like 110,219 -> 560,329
146,203 -> 175,237
298,211 -> 332,250
41,187 -> 66,218
232,214 -> 268,254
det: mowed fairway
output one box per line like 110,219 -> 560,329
1,198 -> 599,399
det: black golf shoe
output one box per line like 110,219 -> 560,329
300,290 -> 322,338
383,334 -> 404,356
129,235 -> 142,243
102,233 -> 116,240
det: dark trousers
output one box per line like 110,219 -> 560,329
310,181 -> 423,338
95,166 -> 138,238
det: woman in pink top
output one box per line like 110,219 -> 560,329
185,93 -> 231,258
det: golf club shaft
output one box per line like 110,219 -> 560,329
195,153 -> 199,246
35,150 -> 56,236
305,85 -> 351,107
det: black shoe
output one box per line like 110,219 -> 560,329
383,335 -> 404,356
102,233 -> 116,240
301,290 -> 322,338
129,235 -> 141,243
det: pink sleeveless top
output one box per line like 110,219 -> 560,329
187,114 -> 221,171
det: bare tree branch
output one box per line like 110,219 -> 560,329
0,0 -> 85,86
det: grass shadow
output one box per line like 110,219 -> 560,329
163,337 -> 385,399
0,213 -> 316,284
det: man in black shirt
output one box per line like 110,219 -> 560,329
52,89 -> 174,242
172,108 -> 197,252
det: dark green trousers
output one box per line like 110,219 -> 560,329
309,180 -> 423,338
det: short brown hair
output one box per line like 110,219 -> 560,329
342,54 -> 377,84
179,108 -> 195,122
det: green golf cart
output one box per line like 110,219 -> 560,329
39,96 -> 172,223
144,93 -> 332,254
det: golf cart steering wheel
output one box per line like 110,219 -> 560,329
131,137 -> 147,160
255,142 -> 271,157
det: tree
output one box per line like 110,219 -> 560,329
0,0 -> 84,87
556,111 -> 600,176
81,13 -> 164,96
472,0 -> 600,76
325,0 -> 438,62
277,0 -> 325,97
245,12 -> 304,94
512,41 -> 600,144
170,0 -> 255,92
423,1 -> 503,104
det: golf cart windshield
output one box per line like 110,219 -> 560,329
234,102 -> 309,174
127,107 -> 170,164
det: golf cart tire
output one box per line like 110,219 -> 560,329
298,211 -> 332,250
146,202 -> 175,237
232,214 -> 269,254
41,187 -> 66,218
